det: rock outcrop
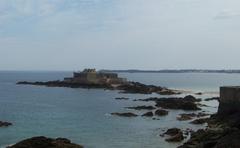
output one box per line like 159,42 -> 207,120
125,105 -> 155,110
7,136 -> 83,148
111,112 -> 138,117
155,109 -> 169,116
0,121 -> 12,127
163,128 -> 184,142
155,96 -> 201,111
142,112 -> 154,117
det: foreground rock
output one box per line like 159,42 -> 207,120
125,105 -> 155,110
155,96 -> 201,111
155,109 -> 169,116
111,112 -> 138,117
142,112 -> 154,117
190,118 -> 209,124
8,136 -> 83,148
0,121 -> 12,127
163,128 -> 184,142
177,112 -> 210,121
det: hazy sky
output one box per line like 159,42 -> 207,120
1,0 -> 240,71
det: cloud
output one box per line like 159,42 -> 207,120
214,9 -> 240,20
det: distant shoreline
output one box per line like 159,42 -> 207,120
100,69 -> 240,74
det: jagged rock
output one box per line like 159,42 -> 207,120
7,136 -> 83,148
115,97 -> 129,100
166,132 -> 184,142
155,97 -> 201,111
164,128 -> 182,136
177,113 -> 195,121
195,92 -> 203,95
177,113 -> 210,121
205,97 -> 219,101
0,121 -> 12,127
190,118 -> 209,124
163,128 -> 184,142
155,109 -> 168,116
125,105 -> 155,110
142,112 -> 154,117
111,112 -> 138,117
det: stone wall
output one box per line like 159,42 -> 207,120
218,86 -> 240,116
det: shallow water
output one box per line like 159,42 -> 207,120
0,71 -> 234,148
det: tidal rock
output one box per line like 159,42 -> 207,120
115,97 -> 129,100
155,97 -> 201,111
177,112 -> 210,121
205,97 -> 219,101
111,112 -> 138,117
166,132 -> 184,142
0,121 -> 12,127
164,128 -> 182,136
125,105 -> 155,110
7,136 -> 83,148
164,128 -> 184,142
177,113 -> 195,121
190,118 -> 209,124
155,109 -> 169,116
142,112 -> 154,117
195,92 -> 203,95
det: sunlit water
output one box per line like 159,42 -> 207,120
1,72 -> 239,148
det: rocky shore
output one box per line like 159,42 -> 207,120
17,80 -> 180,95
178,86 -> 240,148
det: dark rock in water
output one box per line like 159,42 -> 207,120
177,113 -> 195,121
190,118 -> 209,124
111,112 -> 138,117
117,82 -> 180,95
164,128 -> 182,136
205,97 -> 219,101
155,109 -> 168,116
177,112 -> 210,121
0,121 -> 12,127
155,97 -> 201,111
17,81 -> 114,89
126,105 -> 156,110
166,132 -> 184,142
183,95 -> 201,102
115,97 -> 129,100
163,128 -> 184,142
195,92 -> 203,95
142,112 -> 154,117
7,136 -> 83,148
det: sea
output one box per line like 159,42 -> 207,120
1,71 -> 240,148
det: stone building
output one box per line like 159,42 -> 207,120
64,69 -> 127,85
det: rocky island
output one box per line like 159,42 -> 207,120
17,69 -> 180,95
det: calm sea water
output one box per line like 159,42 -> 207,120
1,72 -> 239,148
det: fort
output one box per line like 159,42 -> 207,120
63,69 -> 127,86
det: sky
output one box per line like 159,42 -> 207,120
0,0 -> 240,71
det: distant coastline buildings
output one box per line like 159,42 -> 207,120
64,69 -> 127,85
